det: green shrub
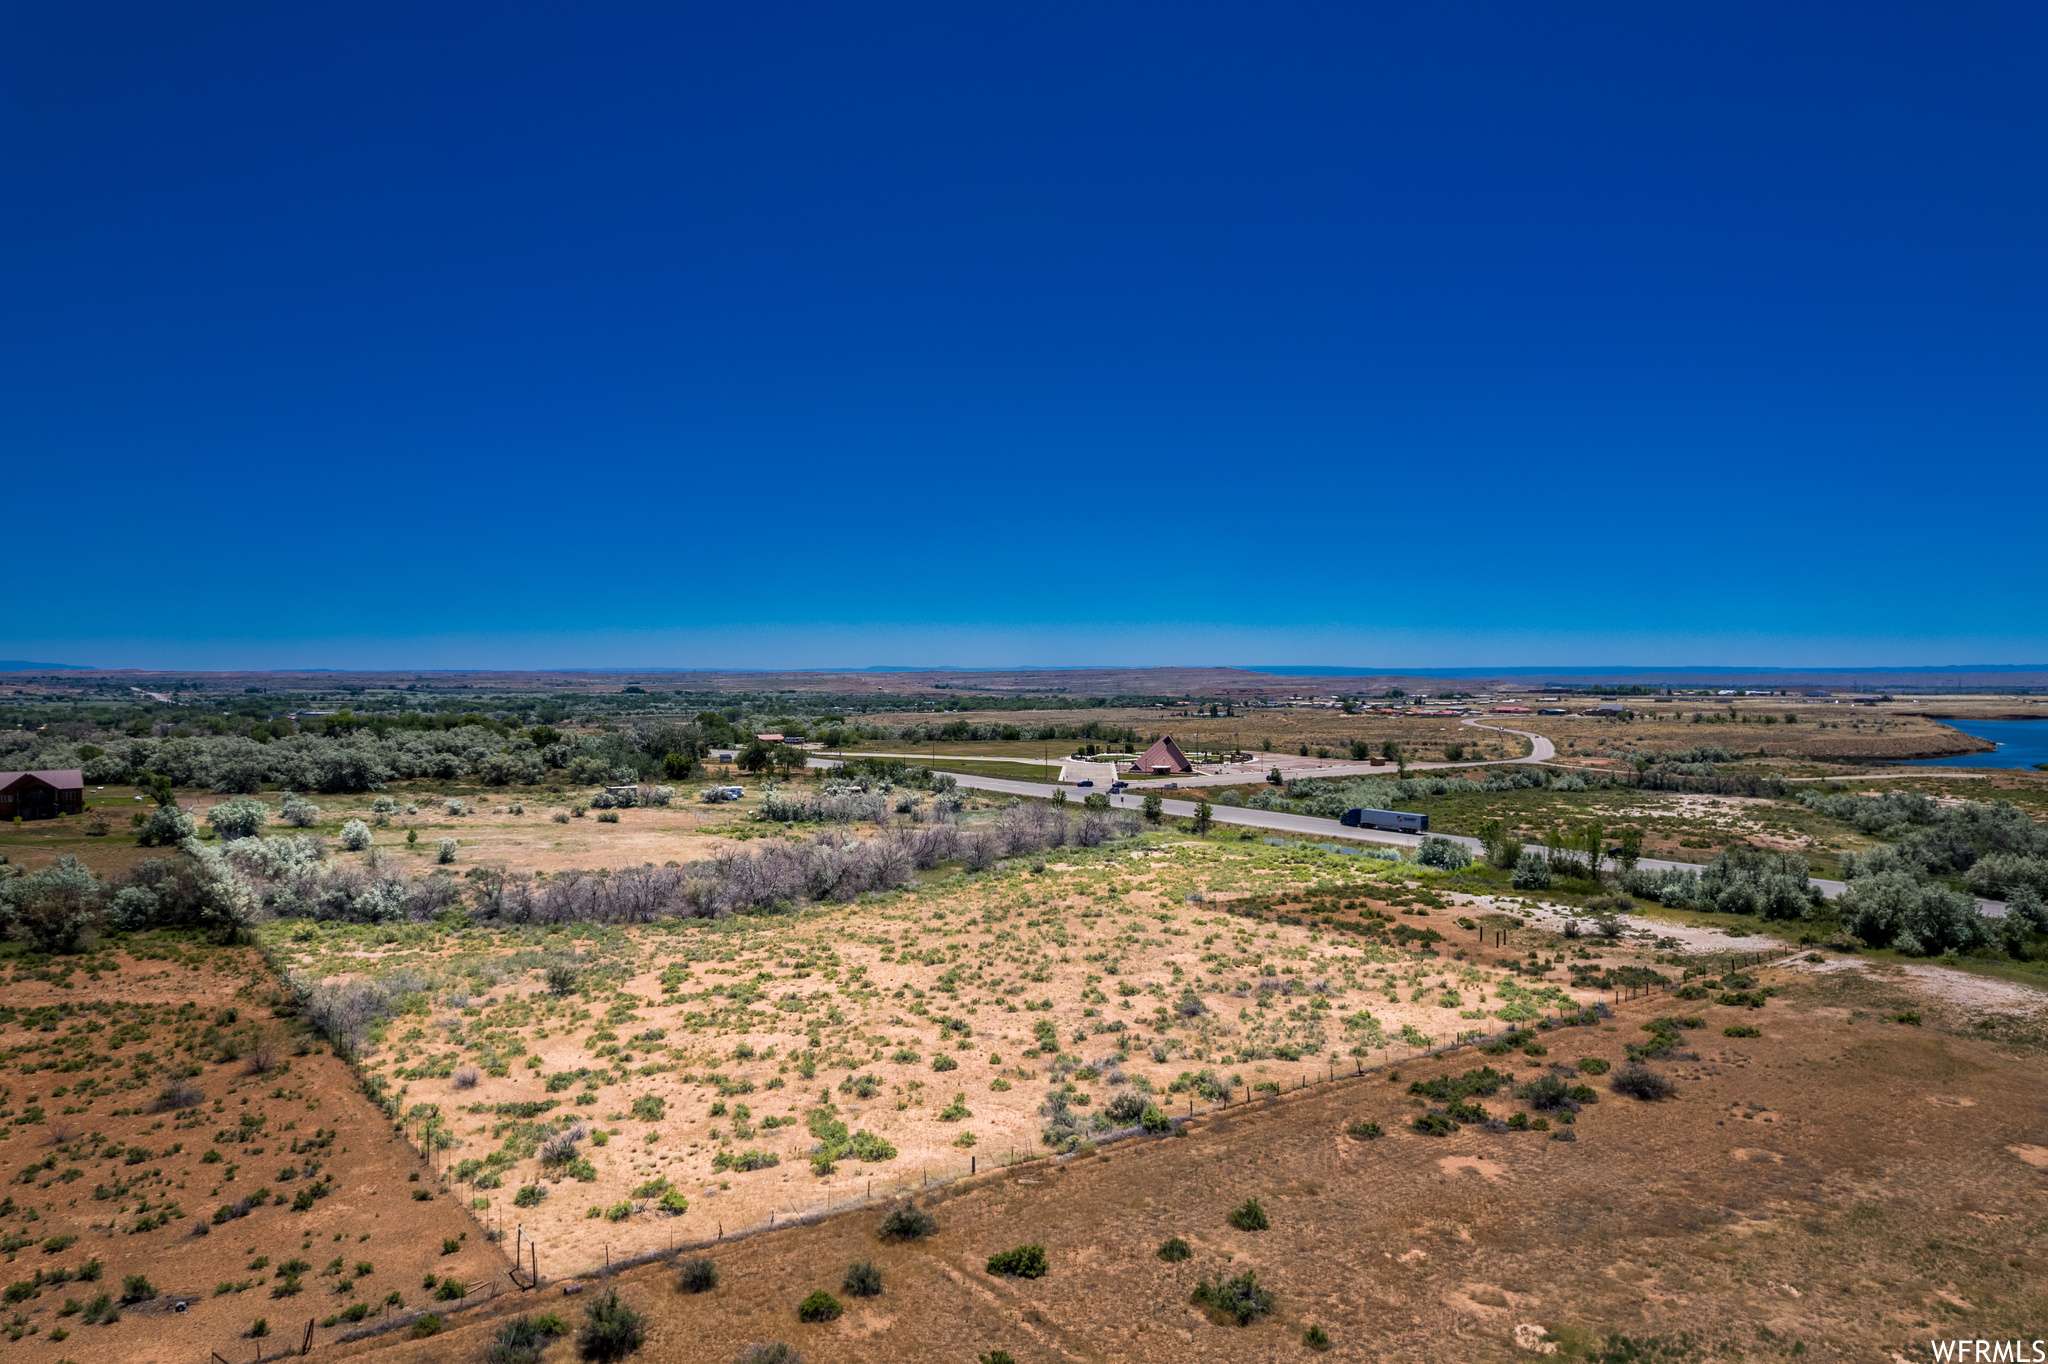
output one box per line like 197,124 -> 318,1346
1156,1236 -> 1192,1263
877,1203 -> 936,1242
1610,1063 -> 1676,1101
1344,1119 -> 1383,1140
795,1290 -> 843,1323
119,1274 -> 156,1304
985,1245 -> 1047,1279
1191,1269 -> 1275,1325
841,1261 -> 882,1298
1304,1324 -> 1333,1351
410,1314 -> 443,1339
1511,850 -> 1552,889
1576,1057 -> 1611,1075
577,1288 -> 644,1361
737,1347 -> 801,1364
488,1313 -> 571,1364
1227,1198 -> 1269,1231
1723,1025 -> 1761,1038
678,1258 -> 719,1294
1408,1067 -> 1506,1102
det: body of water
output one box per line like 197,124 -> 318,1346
1906,717 -> 2048,769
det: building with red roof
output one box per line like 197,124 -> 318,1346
0,769 -> 85,821
1129,736 -> 1194,775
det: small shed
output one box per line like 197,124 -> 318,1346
1128,736 -> 1194,775
0,770 -> 86,821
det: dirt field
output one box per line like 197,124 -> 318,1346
0,776 -> 785,880
849,697 -> 2015,769
0,944 -> 503,1363
259,839 -> 1617,1283
340,932 -> 2048,1363
849,707 -> 1523,765
1525,700 -> 1993,764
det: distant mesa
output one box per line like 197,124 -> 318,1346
0,660 -> 87,671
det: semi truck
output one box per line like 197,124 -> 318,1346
1339,807 -> 1428,833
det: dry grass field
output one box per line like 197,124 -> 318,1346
338,923 -> 2048,1364
260,838 -> 1608,1283
0,774 -> 783,880
848,707 -> 1523,764
4,678 -> 2046,1364
0,944 -> 502,1363
847,698 -> 2015,769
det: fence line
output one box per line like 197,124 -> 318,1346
289,937 -> 1804,1355
384,946 -> 1803,1317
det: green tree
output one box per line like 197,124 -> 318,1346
1192,800 -> 1213,835
0,855 -> 104,954
1141,792 -> 1163,823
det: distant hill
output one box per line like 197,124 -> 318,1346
0,660 -> 86,671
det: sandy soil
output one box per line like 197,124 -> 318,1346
0,947 -> 505,1363
344,957 -> 2048,1363
264,843 -> 1604,1281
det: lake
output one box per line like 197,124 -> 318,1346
1906,717 -> 2048,769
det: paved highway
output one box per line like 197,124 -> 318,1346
810,758 -> 2030,913
832,718 -> 1558,790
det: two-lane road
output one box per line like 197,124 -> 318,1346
810,757 -> 2016,911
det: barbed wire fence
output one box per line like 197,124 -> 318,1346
316,940 -> 1801,1353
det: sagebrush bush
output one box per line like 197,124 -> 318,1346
795,1290 -> 842,1323
677,1258 -> 718,1294
1511,849 -> 1553,889
1416,836 -> 1471,870
488,1313 -> 569,1364
1610,1062 -> 1676,1101
736,1346 -> 800,1364
576,1288 -> 644,1361
1191,1269 -> 1275,1325
877,1203 -> 936,1242
208,797 -> 270,840
841,1260 -> 882,1298
985,1245 -> 1047,1279
1227,1198 -> 1269,1231
339,818 -> 373,851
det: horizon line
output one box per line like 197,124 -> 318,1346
11,662 -> 2048,676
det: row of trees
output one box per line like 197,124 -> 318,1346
0,798 -> 1139,952
3,720 -> 717,794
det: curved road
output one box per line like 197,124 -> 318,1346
834,719 -> 1557,790
809,747 -> 2008,917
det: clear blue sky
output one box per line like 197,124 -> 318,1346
6,3 -> 2043,670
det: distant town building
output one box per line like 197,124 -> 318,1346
1129,736 -> 1194,775
0,769 -> 85,821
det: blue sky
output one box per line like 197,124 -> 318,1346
5,3 -> 2044,670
